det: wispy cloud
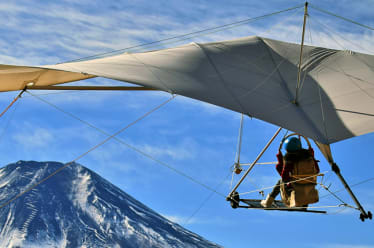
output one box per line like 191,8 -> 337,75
12,127 -> 54,148
137,138 -> 197,161
1,0 -> 372,68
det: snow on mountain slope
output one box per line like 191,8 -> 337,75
0,161 -> 221,248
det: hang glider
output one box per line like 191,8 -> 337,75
1,36 -> 374,146
0,2 -> 373,221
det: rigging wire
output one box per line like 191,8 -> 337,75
230,117 -> 289,196
234,114 -> 244,168
0,89 -> 26,119
309,4 -> 374,31
64,4 -> 304,63
146,6 -> 302,55
231,129 -> 289,197
184,171 -> 232,226
238,162 -> 374,211
3,5 -> 372,214
230,163 -> 265,197
238,171 -> 329,196
128,7 -> 301,56
307,14 -> 313,45
22,91 -> 227,197
3,90 -> 372,213
230,114 -> 244,189
0,93 -> 176,210
318,182 -> 356,208
0,99 -> 20,141
238,168 -> 374,212
316,74 -> 330,143
310,15 -> 374,54
237,171 -> 359,212
235,8 -> 305,105
320,177 -> 374,199
326,207 -> 350,215
17,91 -> 238,226
21,5 -> 303,111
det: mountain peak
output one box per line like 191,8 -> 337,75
0,161 -> 221,248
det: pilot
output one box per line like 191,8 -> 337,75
261,137 -> 319,208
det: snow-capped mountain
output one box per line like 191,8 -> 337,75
0,161 -> 221,248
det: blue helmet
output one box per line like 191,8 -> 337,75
284,137 -> 302,152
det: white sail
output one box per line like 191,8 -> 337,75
0,36 -> 373,144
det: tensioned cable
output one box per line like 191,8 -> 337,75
238,171 -> 329,196
296,14 -> 315,100
0,93 -> 176,210
310,15 -> 374,55
230,163 -> 265,196
308,15 -> 313,45
24,91 -> 227,198
0,89 -> 26,119
309,16 -> 347,50
236,7 -> 304,103
65,4 -> 304,63
231,129 -> 289,194
238,49 -> 292,101
240,172 -> 374,211
295,15 -> 374,106
23,6 -> 302,108
235,114 -> 244,167
180,5 -> 303,113
217,6 -> 302,156
326,207 -> 350,215
236,7 -> 305,105
25,87 -> 370,213
239,170 -> 361,210
320,177 -> 374,199
198,6 -> 303,87
239,171 -> 358,211
128,6 -> 303,55
309,4 -> 374,31
291,55 -> 374,114
316,74 -> 330,143
319,182 -> 355,208
0,99 -> 20,141
335,59 -> 374,101
184,171 -> 232,226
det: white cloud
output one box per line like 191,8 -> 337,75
0,0 -> 372,71
12,127 -> 54,148
140,142 -> 196,161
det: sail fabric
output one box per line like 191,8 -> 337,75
0,65 -> 93,92
0,36 -> 373,144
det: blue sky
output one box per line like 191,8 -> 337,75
0,0 -> 374,247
